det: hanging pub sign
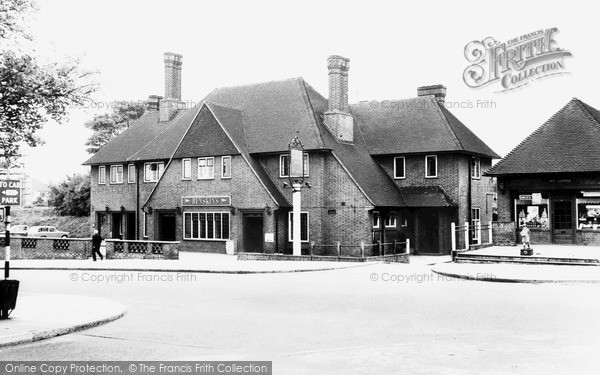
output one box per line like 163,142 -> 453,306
290,148 -> 304,178
182,196 -> 231,207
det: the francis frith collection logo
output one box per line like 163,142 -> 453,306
463,27 -> 572,92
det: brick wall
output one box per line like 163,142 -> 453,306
576,231 -> 600,245
257,151 -> 374,249
0,238 -> 91,259
492,221 -> 516,246
146,154 -> 277,254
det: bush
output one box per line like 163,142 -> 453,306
49,173 -> 90,217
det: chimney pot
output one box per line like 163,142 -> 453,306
417,84 -> 446,104
146,95 -> 162,112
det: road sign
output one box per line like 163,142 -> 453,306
0,179 -> 21,206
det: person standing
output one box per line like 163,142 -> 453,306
92,229 -> 104,261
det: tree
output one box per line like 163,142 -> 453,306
0,0 -> 96,166
48,173 -> 90,217
84,101 -> 145,154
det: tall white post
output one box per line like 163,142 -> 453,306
476,221 -> 482,245
451,222 -> 456,252
292,184 -> 302,256
488,221 -> 493,244
464,221 -> 469,251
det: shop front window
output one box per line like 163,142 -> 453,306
515,198 -> 549,229
577,199 -> 600,230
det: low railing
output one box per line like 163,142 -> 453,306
105,239 -> 179,260
451,221 -> 493,256
310,239 -> 410,259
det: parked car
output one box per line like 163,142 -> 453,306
0,225 -> 29,238
27,226 -> 69,238
10,225 -> 28,237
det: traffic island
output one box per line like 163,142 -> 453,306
0,294 -> 126,347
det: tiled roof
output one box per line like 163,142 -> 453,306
83,108 -> 197,165
486,98 -> 600,176
204,78 -> 327,153
353,98 -> 499,158
397,186 -> 456,207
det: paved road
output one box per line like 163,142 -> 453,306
1,263 -> 600,374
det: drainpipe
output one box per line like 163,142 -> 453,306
467,157 -> 473,245
136,163 -> 140,240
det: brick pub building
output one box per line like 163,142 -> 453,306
84,53 -> 498,255
487,98 -> 600,245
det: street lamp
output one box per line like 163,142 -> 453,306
288,133 -> 305,256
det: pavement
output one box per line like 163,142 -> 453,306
2,247 -> 600,349
7,252 -> 379,274
0,293 -> 126,347
432,245 -> 600,283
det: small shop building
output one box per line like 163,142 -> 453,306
84,53 -> 498,255
487,98 -> 600,245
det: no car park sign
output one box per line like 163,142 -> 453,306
0,179 -> 21,206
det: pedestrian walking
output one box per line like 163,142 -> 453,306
92,229 -> 104,261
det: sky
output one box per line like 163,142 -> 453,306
16,0 -> 596,185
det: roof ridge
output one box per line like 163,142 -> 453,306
572,97 -> 600,131
210,77 -> 304,92
128,109 -> 191,162
298,78 -> 327,149
435,100 -> 466,151
203,100 -> 243,111
486,99 -> 576,175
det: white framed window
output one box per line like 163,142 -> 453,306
472,208 -> 481,241
425,155 -> 437,178
373,211 -> 380,229
288,211 -> 309,242
184,212 -> 230,240
144,162 -> 164,182
385,212 -> 397,228
198,157 -> 215,180
127,164 -> 135,184
472,157 -> 481,179
110,165 -> 123,184
393,157 -> 405,179
221,156 -> 231,179
98,166 -> 106,184
279,153 -> 309,178
182,158 -> 192,180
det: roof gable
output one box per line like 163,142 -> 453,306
486,98 -> 600,176
173,104 -> 240,158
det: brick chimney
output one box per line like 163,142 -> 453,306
159,52 -> 185,122
417,84 -> 446,104
323,55 -> 354,143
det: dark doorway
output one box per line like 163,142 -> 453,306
243,213 -> 264,253
126,213 -> 136,240
552,199 -> 574,244
111,213 -> 122,239
417,210 -> 439,254
158,212 -> 177,241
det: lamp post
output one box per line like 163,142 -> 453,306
288,134 -> 305,256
